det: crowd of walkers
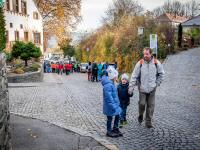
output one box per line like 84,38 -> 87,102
43,61 -> 80,75
43,60 -> 118,81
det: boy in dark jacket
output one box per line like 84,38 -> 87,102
117,73 -> 132,127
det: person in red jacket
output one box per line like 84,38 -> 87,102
58,62 -> 64,75
65,63 -> 71,75
69,63 -> 73,73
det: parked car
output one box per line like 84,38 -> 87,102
80,63 -> 88,73
49,57 -> 60,64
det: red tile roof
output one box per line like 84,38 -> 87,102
157,13 -> 189,23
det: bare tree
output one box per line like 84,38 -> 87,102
171,1 -> 184,16
153,7 -> 164,17
103,0 -> 144,25
153,0 -> 199,18
163,0 -> 172,14
185,0 -> 199,17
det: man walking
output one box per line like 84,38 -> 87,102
128,47 -> 164,128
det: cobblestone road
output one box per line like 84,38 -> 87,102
9,48 -> 200,150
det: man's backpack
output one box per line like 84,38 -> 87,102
139,58 -> 158,68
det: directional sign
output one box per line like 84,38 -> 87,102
138,27 -> 144,35
150,34 -> 158,55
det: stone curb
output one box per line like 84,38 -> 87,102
11,113 -> 119,150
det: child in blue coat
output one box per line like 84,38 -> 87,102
101,66 -> 122,138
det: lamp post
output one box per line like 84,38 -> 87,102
86,47 -> 90,61
168,43 -> 171,54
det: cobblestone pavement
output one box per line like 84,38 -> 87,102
9,48 -> 200,150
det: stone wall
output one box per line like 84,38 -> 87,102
0,53 -> 11,150
8,67 -> 43,83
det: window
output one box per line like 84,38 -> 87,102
6,31 -> 9,43
34,33 -> 41,44
21,1 -> 27,15
20,24 -> 23,29
10,23 -> 13,28
6,0 -> 10,10
13,0 -> 19,13
33,12 -> 39,20
15,31 -> 19,41
24,32 -> 28,42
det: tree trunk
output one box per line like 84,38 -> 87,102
25,60 -> 28,66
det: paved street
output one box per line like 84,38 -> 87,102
9,48 -> 200,150
11,114 -> 107,150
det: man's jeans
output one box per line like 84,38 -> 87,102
139,88 -> 156,125
107,115 -> 120,132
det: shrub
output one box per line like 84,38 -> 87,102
4,52 -> 13,62
14,59 -> 23,68
14,68 -> 24,74
12,41 -> 42,66
23,63 -> 41,72
31,63 -> 41,68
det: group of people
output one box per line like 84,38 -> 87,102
86,61 -> 117,82
44,61 -> 80,75
102,47 -> 165,138
44,47 -> 165,138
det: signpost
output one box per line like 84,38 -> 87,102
138,27 -> 144,36
150,34 -> 158,56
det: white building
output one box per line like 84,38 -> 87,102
4,0 -> 43,52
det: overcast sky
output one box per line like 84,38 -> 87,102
76,0 -> 191,32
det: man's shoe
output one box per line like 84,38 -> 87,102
146,124 -> 154,128
106,131 -> 119,138
112,128 -> 123,137
138,115 -> 143,124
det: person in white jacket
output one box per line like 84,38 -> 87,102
128,47 -> 165,128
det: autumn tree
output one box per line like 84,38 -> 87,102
35,0 -> 81,44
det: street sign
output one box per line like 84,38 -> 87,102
138,27 -> 144,35
150,34 -> 158,55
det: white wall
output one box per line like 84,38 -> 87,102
5,0 -> 43,52
27,0 -> 43,51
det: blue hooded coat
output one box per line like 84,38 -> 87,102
101,76 -> 121,116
